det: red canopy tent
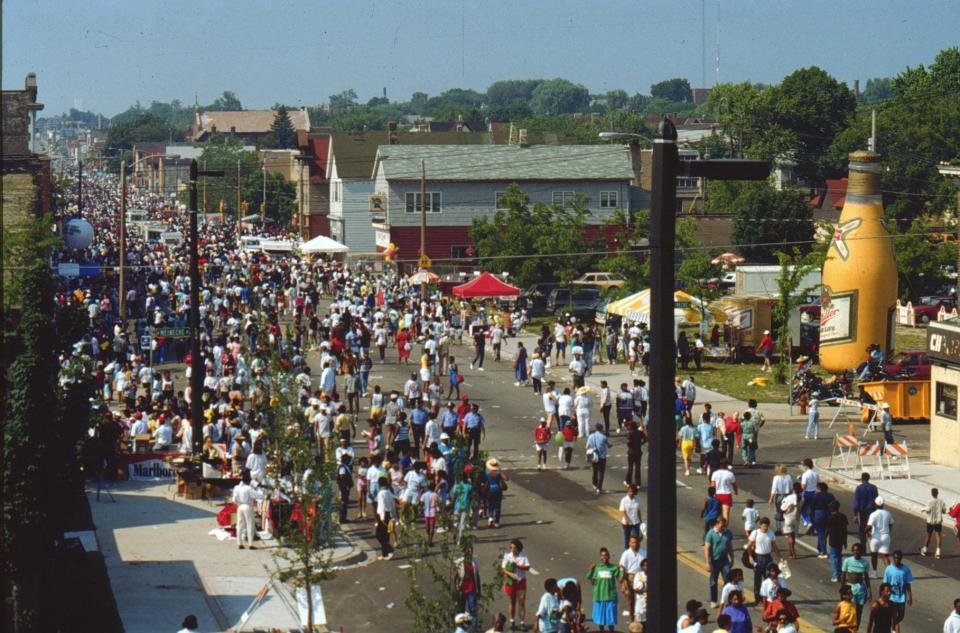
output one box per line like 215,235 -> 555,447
451,272 -> 520,298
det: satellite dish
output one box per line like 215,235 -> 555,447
64,218 -> 94,249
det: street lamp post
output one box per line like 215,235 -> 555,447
602,123 -> 769,630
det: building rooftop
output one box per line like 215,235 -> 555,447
374,144 -> 635,182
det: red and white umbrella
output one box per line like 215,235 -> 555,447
408,269 -> 439,285
711,252 -> 745,265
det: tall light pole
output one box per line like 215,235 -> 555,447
602,124 -> 768,629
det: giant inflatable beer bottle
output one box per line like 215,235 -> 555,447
819,151 -> 898,373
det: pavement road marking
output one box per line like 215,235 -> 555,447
595,506 -> 826,633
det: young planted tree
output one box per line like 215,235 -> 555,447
260,344 -> 338,631
399,436 -> 502,632
772,249 -> 824,384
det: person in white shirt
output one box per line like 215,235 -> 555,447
152,416 -> 173,451
709,460 -> 738,522
921,487 -> 947,559
619,485 -> 642,550
944,598 -> 960,633
542,383 -> 559,429
130,413 -> 149,437
232,470 -> 262,549
866,496 -> 894,577
573,387 -> 592,440
375,476 -> 396,560
557,388 -> 574,427
245,442 -> 267,483
490,325 -> 504,361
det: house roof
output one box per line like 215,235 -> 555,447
374,144 -> 635,182
327,131 -> 536,180
193,109 -> 309,140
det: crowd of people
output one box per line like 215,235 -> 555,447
47,167 -> 960,633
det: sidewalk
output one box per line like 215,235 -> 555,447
88,480 -> 363,633
817,457 -> 960,515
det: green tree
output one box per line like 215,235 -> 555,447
892,220 -> 957,300
604,89 -> 630,111
771,249 -> 823,383
598,208 -> 649,291
650,77 -> 692,103
3,260 -> 59,631
861,77 -> 894,104
262,344 -> 338,631
485,80 -> 544,107
828,47 -> 960,223
727,183 -> 813,262
470,185 -> 600,286
766,66 -> 856,182
207,90 -> 243,111
264,105 -> 298,149
194,139 -> 295,223
329,89 -> 358,114
529,78 -> 591,115
104,112 -> 182,158
428,88 -> 484,112
410,91 -> 429,115
676,240 -> 722,333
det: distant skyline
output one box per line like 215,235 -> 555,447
4,0 -> 959,117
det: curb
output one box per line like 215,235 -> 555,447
813,456 -> 927,515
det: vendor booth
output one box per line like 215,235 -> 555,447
451,272 -> 520,299
605,289 -> 726,339
299,234 -> 350,255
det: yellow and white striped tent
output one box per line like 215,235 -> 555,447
606,289 -> 728,325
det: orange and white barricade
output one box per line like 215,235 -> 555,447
830,434 -> 861,469
882,442 -> 911,479
858,442 -> 883,476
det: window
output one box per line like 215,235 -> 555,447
600,191 -> 618,208
495,191 -> 508,209
552,191 -> 575,206
936,382 -> 958,420
405,191 -> 442,213
677,152 -> 701,189
451,245 -> 472,259
333,180 -> 340,202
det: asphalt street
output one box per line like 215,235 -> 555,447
311,337 -> 960,632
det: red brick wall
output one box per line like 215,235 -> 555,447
389,225 -> 471,265
306,214 -> 330,239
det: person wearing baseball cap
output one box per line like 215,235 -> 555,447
866,496 -> 894,578
879,402 -> 894,445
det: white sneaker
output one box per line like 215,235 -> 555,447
696,468 -> 703,474
709,602 -> 718,609
936,549 -> 942,559
469,363 -> 474,370
870,569 -> 879,579
478,367 -> 484,371
920,546 -> 928,557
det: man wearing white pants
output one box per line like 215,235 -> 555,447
574,386 -> 592,440
232,469 -> 261,550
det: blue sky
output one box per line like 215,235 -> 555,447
4,0 -> 958,117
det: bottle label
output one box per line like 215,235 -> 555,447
829,218 -> 862,261
819,286 -> 858,346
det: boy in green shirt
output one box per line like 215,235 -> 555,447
587,547 -> 623,632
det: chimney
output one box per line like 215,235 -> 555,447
518,129 -> 529,147
456,114 -> 464,133
388,121 -> 398,144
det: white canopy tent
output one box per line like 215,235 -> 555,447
299,234 -> 350,254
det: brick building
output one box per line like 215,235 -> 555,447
2,73 -> 51,226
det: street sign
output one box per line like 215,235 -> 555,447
153,326 -> 190,338
140,336 -> 152,350
418,255 -> 432,268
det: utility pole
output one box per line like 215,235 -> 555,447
261,162 -> 267,222
119,158 -> 127,322
189,160 -> 224,454
869,109 -> 877,152
419,159 -> 428,268
237,158 -> 242,249
645,119 -> 768,631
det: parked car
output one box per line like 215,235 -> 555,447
912,297 -> 956,323
547,286 -> 602,319
521,282 -> 562,316
572,272 -> 626,289
719,272 -> 736,290
885,350 -> 931,380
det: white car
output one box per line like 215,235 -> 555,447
572,272 -> 626,289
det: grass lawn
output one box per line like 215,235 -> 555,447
894,323 -> 927,350
680,361 -> 792,405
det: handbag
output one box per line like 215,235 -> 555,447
741,548 -> 755,569
456,373 -> 465,384
585,447 -> 596,463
